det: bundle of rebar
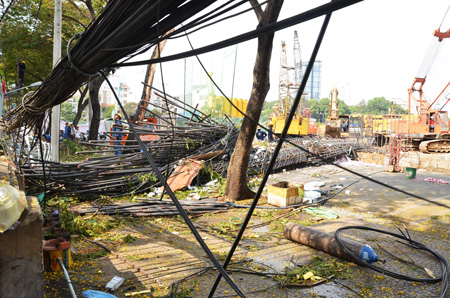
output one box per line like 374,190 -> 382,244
5,0 -> 229,130
246,137 -> 373,175
18,122 -> 237,199
8,112 -> 373,199
71,198 -> 230,217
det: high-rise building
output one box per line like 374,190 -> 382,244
302,60 -> 322,100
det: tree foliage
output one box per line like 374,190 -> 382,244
304,96 -> 407,121
102,105 -> 115,119
0,0 -> 54,86
61,102 -> 76,122
123,102 -> 138,117
349,97 -> 407,115
260,100 -> 278,124
1,0 -> 108,140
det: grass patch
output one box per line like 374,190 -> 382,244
277,256 -> 354,286
126,254 -> 149,261
59,205 -> 120,237
211,220 -> 240,235
122,234 -> 137,243
75,249 -> 109,262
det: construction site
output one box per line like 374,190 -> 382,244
1,1 -> 450,298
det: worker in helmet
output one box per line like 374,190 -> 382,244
256,128 -> 267,141
111,113 -> 123,155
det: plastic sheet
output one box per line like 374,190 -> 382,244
0,184 -> 25,233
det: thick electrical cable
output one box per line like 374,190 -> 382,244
153,0 -> 176,201
37,118 -> 47,208
99,70 -> 246,297
335,226 -> 450,298
113,0 -> 363,68
180,2 -> 417,215
168,1 -> 262,41
111,0 -> 249,54
207,10 -> 333,298
6,0 -> 223,130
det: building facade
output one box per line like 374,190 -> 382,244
302,60 -> 322,100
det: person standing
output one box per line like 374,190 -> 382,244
62,122 -> 71,139
70,124 -> 76,141
111,113 -> 123,155
74,126 -> 80,142
17,59 -> 26,87
268,125 -> 274,142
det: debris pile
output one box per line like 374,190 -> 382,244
16,120 -> 236,199
9,125 -> 374,199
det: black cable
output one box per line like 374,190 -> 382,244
168,260 -> 283,298
113,0 -> 363,68
315,170 -> 384,204
207,8 -> 334,298
154,0 -> 177,202
110,0 -> 248,54
36,117 -> 47,208
167,1 -> 261,41
335,225 -> 450,298
181,28 -> 393,211
99,70 -> 246,298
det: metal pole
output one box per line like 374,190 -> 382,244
57,258 -> 77,298
50,0 -> 62,161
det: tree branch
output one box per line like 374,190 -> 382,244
27,70 -> 44,82
84,0 -> 95,21
62,14 -> 87,29
249,0 -> 263,22
66,0 -> 88,20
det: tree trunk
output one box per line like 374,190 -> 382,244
88,75 -> 105,140
226,0 -> 283,201
72,87 -> 89,127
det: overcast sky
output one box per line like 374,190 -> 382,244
116,0 -> 450,112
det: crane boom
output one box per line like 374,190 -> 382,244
409,28 -> 450,114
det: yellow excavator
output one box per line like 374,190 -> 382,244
324,86 -> 341,138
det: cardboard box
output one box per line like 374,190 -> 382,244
268,181 -> 303,207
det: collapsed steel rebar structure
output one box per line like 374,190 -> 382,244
5,117 -> 373,199
1,1 -> 372,297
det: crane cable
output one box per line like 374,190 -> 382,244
417,3 -> 450,79
439,3 -> 450,30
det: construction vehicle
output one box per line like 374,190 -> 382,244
324,86 -> 341,138
270,32 -> 309,136
385,25 -> 450,153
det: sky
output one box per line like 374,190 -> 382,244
115,0 -> 450,113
